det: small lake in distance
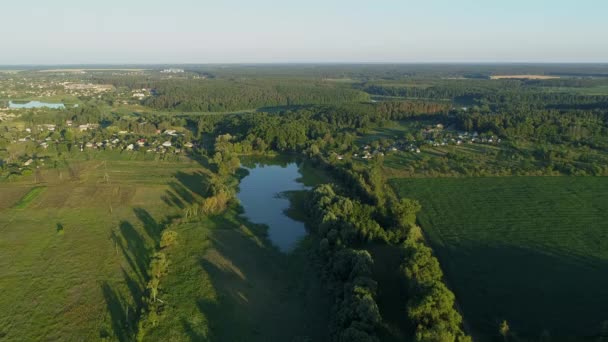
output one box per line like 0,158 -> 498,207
9,101 -> 66,109
237,159 -> 311,253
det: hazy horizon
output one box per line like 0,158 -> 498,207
2,0 -> 607,64
2,62 -> 608,67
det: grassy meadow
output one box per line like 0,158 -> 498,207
0,153 -> 330,341
0,157 -> 201,340
391,176 -> 608,341
143,210 -> 330,341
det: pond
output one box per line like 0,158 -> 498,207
237,158 -> 314,253
9,101 -> 65,109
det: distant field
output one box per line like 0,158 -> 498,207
539,85 -> 608,95
490,75 -> 560,80
391,177 -> 608,341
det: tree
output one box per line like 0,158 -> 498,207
160,230 -> 178,249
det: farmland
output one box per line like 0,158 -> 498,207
391,176 -> 608,340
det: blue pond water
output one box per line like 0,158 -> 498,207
237,162 -> 309,253
9,101 -> 65,109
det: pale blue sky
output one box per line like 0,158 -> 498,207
1,0 -> 606,64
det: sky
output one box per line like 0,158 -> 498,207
1,0 -> 607,64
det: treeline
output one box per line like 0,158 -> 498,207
199,102 -> 448,151
309,184 -> 383,341
401,233 -> 471,341
455,108 -> 608,146
479,92 -> 608,110
308,180 -> 470,341
359,79 -> 608,112
143,79 -> 370,112
304,149 -> 469,341
358,79 -> 520,100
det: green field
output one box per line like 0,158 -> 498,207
0,157 -> 329,341
391,176 -> 608,341
539,85 -> 608,95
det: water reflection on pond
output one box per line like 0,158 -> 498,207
237,157 -> 310,253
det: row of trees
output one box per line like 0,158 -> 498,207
309,184 -> 383,341
137,227 -> 178,339
401,232 -> 470,341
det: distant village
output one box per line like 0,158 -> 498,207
2,119 -> 197,169
346,123 -> 502,161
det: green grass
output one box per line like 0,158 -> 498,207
391,176 -> 608,341
0,156 -> 331,341
0,159 -> 204,341
12,186 -> 46,209
143,209 -> 330,341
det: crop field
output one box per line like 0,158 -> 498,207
391,176 -> 608,341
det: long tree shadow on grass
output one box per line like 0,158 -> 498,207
101,282 -> 136,342
133,207 -> 162,244
437,243 -> 608,340
181,318 -> 209,342
193,214 -> 329,342
168,181 -> 196,205
122,267 -> 144,311
175,170 -> 211,198
161,190 -> 186,209
112,221 -> 150,284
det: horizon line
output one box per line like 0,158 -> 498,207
2,61 -> 608,67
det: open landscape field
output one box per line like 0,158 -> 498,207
0,158 -> 200,340
0,155 -> 329,341
391,176 -> 608,341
